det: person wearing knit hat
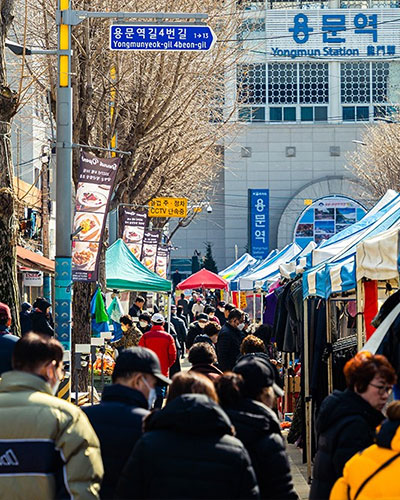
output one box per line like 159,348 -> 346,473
0,302 -> 19,375
31,298 -> 54,337
19,302 -> 32,336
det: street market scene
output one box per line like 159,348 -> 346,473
2,0 -> 400,499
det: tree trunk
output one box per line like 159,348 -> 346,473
72,281 -> 92,391
0,0 -> 21,334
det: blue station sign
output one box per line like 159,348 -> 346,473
248,189 -> 270,260
110,24 -> 216,52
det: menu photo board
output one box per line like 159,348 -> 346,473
121,208 -> 147,261
72,152 -> 120,281
155,247 -> 169,279
141,230 -> 160,272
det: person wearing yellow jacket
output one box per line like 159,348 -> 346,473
0,333 -> 103,500
330,400 -> 400,500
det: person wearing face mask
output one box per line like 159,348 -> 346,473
186,312 -> 209,350
138,312 -> 152,334
0,302 -> 19,376
0,333 -> 103,499
112,315 -> 142,352
84,347 -> 170,499
216,308 -> 246,372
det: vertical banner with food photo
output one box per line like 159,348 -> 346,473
121,208 -> 147,261
72,152 -> 120,281
141,231 -> 160,272
155,247 -> 169,279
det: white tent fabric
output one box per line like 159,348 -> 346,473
356,226 -> 400,282
238,243 -> 301,291
279,241 -> 317,279
219,253 -> 258,282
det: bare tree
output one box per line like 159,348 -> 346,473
348,112 -> 400,198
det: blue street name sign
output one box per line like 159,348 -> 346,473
110,24 -> 216,51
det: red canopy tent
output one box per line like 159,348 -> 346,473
177,268 -> 229,291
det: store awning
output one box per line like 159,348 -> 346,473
17,246 -> 55,274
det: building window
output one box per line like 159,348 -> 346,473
372,62 -> 390,103
341,0 -> 400,7
299,63 -> 329,104
301,106 -> 328,122
270,107 -> 296,121
341,62 -> 371,104
238,18 -> 266,40
237,63 -> 266,105
237,0 -> 265,10
239,107 -> 265,122
268,0 -> 327,8
342,106 -> 370,121
268,63 -> 298,104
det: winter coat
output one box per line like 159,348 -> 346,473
193,333 -> 216,349
189,363 -> 223,381
330,417 -> 400,500
186,322 -> 206,349
0,326 -> 19,376
128,303 -> 142,318
112,325 -> 142,350
0,371 -> 103,499
19,310 -> 32,335
223,398 -> 297,500
84,384 -> 149,499
115,394 -> 260,499
310,389 -> 384,500
171,314 -> 187,345
138,325 -> 176,377
216,322 -> 245,372
30,309 -> 54,336
192,302 -> 205,318
215,308 -> 226,326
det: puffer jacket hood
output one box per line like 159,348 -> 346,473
376,418 -> 400,451
145,393 -> 233,436
225,398 -> 280,444
316,388 -> 383,435
33,298 -> 51,313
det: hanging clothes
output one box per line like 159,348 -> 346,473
364,281 -> 378,340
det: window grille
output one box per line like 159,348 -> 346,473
372,62 -> 390,103
237,64 -> 266,105
299,63 -> 329,104
268,63 -> 298,104
340,62 -> 371,104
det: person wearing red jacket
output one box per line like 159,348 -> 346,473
138,313 -> 177,407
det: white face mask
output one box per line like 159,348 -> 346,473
139,321 -> 148,328
48,366 -> 61,396
237,323 -> 245,331
142,376 -> 157,409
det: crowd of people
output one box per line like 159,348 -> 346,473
0,293 -> 400,499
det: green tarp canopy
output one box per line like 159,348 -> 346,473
106,239 -> 172,293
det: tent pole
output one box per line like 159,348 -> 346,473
326,298 -> 333,393
253,292 -> 256,322
356,279 -> 364,351
303,298 -> 312,483
167,292 -> 171,334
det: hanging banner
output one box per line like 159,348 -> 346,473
121,208 -> 147,260
141,230 -> 160,272
156,247 -> 169,279
248,189 -> 270,260
72,152 -> 120,281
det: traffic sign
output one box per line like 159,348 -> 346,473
148,197 -> 188,218
110,25 -> 216,52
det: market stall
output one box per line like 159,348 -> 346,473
177,268 -> 229,291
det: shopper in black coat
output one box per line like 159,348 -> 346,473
309,352 -> 396,500
116,374 -> 259,500
185,313 -> 209,350
216,308 -> 245,371
216,356 -> 297,500
84,347 -> 170,499
31,298 -> 54,336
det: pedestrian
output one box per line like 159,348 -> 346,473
309,351 -> 396,500
186,312 -> 209,350
112,314 -> 142,351
19,302 -> 32,335
138,312 -> 152,334
215,301 -> 227,326
216,308 -> 245,372
177,292 -> 190,318
224,302 -> 235,322
193,322 -> 221,349
205,305 -> 220,325
171,304 -> 187,358
138,313 -> 176,408
188,342 -> 223,381
240,334 -> 267,355
0,333 -> 103,498
0,302 -> 19,376
84,347 -> 171,499
330,400 -> 400,500
129,295 -> 145,318
191,297 -> 205,319
31,297 -> 54,336
116,371 -> 259,499
172,269 -> 182,292
188,291 -> 197,323
176,304 -> 188,327
216,356 -> 297,499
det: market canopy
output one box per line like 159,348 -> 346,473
106,239 -> 172,293
219,253 -> 258,283
177,268 -> 229,290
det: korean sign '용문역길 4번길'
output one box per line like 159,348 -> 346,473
265,9 -> 400,60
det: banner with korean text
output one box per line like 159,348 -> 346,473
72,152 -> 120,281
141,230 -> 160,272
121,208 -> 147,261
156,247 -> 169,279
248,189 -> 269,260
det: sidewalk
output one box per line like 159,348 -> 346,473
285,439 -> 310,500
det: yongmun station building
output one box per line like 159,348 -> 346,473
170,0 -> 399,274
